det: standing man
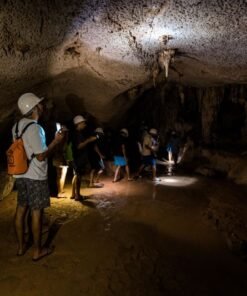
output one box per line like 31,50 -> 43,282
13,93 -> 64,261
88,127 -> 105,188
71,115 -> 96,200
112,128 -> 132,182
136,128 -> 160,181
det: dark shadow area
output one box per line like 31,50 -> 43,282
65,93 -> 86,116
215,99 -> 245,143
43,219 -> 63,248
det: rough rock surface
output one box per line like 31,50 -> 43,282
0,0 -> 247,127
204,181 -> 247,260
198,149 -> 247,185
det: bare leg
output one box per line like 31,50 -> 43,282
75,175 -> 82,198
95,169 -> 103,183
152,165 -> 157,180
125,165 -> 132,180
31,209 -> 42,258
113,166 -> 121,182
136,164 -> 145,177
60,166 -> 68,193
89,169 -> 95,187
32,209 -> 54,261
71,174 -> 76,198
71,174 -> 82,199
15,205 -> 28,255
56,167 -> 62,194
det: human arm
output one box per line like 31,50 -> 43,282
35,131 -> 64,161
121,144 -> 128,162
94,144 -> 105,159
77,136 -> 97,150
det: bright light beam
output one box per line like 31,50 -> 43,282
156,176 -> 197,187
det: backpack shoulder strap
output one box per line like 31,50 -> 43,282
15,121 -> 20,139
20,122 -> 36,138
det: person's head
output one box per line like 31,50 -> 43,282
120,128 -> 129,138
149,128 -> 158,138
18,93 -> 44,120
73,115 -> 86,131
171,130 -> 177,138
95,127 -> 104,136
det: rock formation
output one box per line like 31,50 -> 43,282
0,0 -> 246,126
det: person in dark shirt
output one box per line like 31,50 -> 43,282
38,102 -> 58,197
52,124 -> 69,198
112,128 -> 132,182
88,127 -> 105,187
71,115 -> 96,200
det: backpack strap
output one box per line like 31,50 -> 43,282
15,121 -> 20,139
15,121 -> 36,139
20,122 -> 36,137
14,121 -> 36,161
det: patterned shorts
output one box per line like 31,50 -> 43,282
16,178 -> 50,210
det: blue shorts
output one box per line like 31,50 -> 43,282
114,156 -> 126,167
142,155 -> 156,166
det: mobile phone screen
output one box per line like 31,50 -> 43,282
56,122 -> 61,132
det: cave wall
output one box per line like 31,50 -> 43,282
125,83 -> 247,150
0,0 -> 247,129
0,0 -> 247,159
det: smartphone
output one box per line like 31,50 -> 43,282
56,122 -> 61,133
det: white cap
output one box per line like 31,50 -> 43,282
149,128 -> 158,136
95,127 -> 104,134
73,115 -> 86,125
18,93 -> 44,115
120,128 -> 129,137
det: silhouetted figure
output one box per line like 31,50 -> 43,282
88,127 -> 105,187
52,124 -> 69,197
71,115 -> 96,200
136,128 -> 160,181
112,129 -> 132,182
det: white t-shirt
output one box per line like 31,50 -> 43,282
12,118 -> 48,180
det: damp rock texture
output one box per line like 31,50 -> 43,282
0,0 -> 247,126
205,183 -> 247,260
125,83 -> 247,148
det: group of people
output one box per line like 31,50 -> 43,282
51,117 -> 166,199
11,92 -> 182,261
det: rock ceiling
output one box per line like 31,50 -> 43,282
0,0 -> 246,123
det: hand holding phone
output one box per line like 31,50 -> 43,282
56,122 -> 61,132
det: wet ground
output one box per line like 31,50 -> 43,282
1,175 -> 247,296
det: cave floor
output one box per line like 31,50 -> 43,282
0,175 -> 247,296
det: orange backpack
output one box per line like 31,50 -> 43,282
6,121 -> 35,175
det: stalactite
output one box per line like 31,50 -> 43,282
158,49 -> 175,78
